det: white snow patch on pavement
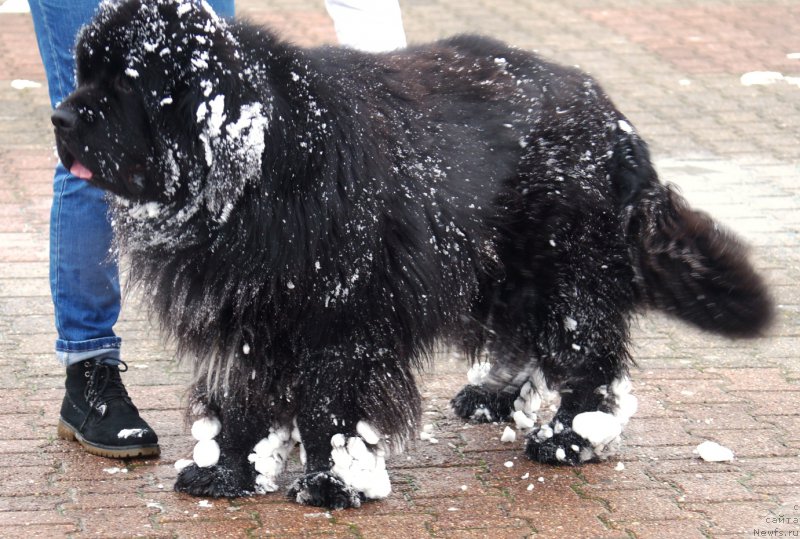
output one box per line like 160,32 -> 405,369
740,71 -> 800,87
0,0 -> 30,14
11,79 -> 41,90
694,441 -> 735,462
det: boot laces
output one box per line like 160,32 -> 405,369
80,360 -> 133,429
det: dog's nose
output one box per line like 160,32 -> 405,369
51,108 -> 78,130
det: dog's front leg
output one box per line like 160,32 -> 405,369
174,389 -> 264,497
287,348 -> 396,509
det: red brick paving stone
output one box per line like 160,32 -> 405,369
52,455 -> 163,491
578,460 -> 673,492
0,297 -> 53,317
2,465 -> 64,498
431,530 -> 514,539
661,471 -> 769,504
747,471 -> 800,498
151,436 -> 196,464
737,457 -> 800,476
73,506 -> 166,537
625,444 -> 721,464
595,488 -> 703,523
63,491 -> 162,512
636,369 -> 725,384
153,494 -> 251,525
392,466 -> 502,499
239,10 -> 337,48
617,520 -> 708,539
156,518 -> 264,539
247,503 -> 356,536
414,497 -> 532,536
625,417 -> 698,447
0,17 -> 46,81
728,391 -> 800,417
0,234 -> 48,263
390,438 -> 485,469
142,410 -> 195,437
59,479 -> 159,497
693,428 -> 797,460
0,509 -> 76,528
717,368 -> 800,391
335,493 -> 417,516
584,5 -> 800,75
0,451 -> 59,468
487,467 -> 629,537
336,513 -> 433,539
0,438 -> 50,454
0,494 -> 68,513
0,414 -> 48,439
688,500 -> 781,536
655,377 -> 749,405
510,497 -> 622,539
6,525 -> 83,538
757,415 -> 800,441
670,402 -> 768,431
456,422 -> 530,454
478,454 -> 582,493
633,391 -> 672,419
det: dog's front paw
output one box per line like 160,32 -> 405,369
288,471 -> 364,509
174,462 -> 254,498
450,384 -> 516,423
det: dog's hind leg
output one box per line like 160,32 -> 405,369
287,343 -> 419,509
518,210 -> 639,466
450,359 -> 542,424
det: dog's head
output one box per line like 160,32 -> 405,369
53,0 -> 270,216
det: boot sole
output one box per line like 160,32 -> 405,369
57,419 -> 160,459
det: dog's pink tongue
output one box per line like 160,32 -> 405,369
70,161 -> 93,180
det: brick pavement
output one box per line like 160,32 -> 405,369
1,0 -> 799,537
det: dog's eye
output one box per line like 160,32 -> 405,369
114,76 -> 134,95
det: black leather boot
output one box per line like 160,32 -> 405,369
58,359 -> 160,458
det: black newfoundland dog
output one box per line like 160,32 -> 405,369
52,0 -> 772,508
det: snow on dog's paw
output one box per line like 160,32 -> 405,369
329,430 -> 391,500
190,415 -> 222,468
570,411 -> 624,460
525,425 -> 593,466
288,471 -> 364,509
248,426 -> 294,494
524,412 -> 625,466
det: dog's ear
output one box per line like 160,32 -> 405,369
174,63 -> 270,224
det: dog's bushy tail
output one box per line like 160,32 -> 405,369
623,182 -> 773,337
611,127 -> 773,337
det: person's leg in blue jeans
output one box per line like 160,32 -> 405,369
30,0 -> 234,459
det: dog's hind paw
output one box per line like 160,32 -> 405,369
288,471 -> 365,509
174,463 -> 254,498
525,428 -> 590,466
451,384 -> 516,423
525,415 -> 622,465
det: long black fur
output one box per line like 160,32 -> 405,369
52,0 -> 772,507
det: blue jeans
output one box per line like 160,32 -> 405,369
30,0 -> 234,366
